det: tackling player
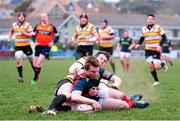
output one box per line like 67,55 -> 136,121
42,51 -> 122,115
71,57 -> 149,112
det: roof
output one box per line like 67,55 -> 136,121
85,13 -> 180,28
29,0 -> 82,17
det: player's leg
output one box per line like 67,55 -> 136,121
32,54 -> 45,83
125,53 -> 131,71
120,52 -> 126,71
163,53 -> 173,66
100,98 -> 129,110
145,50 -> 160,85
32,46 -> 50,85
43,80 -> 73,115
15,50 -> 25,82
108,47 -> 116,74
76,45 -> 86,60
109,57 -> 116,74
24,45 -> 35,71
147,60 -> 160,85
49,80 -> 73,110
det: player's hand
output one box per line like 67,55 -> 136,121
7,39 -> 11,43
35,42 -> 39,46
75,68 -> 84,75
69,40 -> 74,47
169,46 -> 173,51
109,83 -> 119,89
21,31 -> 26,35
135,44 -> 140,49
128,47 -> 132,51
48,42 -> 53,47
91,101 -> 101,112
88,87 -> 99,97
156,45 -> 162,52
62,44 -> 66,49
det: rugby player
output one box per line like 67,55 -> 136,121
135,14 -> 168,86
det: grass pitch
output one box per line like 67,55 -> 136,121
0,58 -> 180,120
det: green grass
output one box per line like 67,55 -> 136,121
0,58 -> 180,120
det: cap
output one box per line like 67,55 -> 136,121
101,19 -> 108,25
80,12 -> 88,19
18,12 -> 26,18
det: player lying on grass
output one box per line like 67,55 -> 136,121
71,57 -> 149,112
42,51 -> 121,115
40,54 -> 148,115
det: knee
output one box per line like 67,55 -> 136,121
58,92 -> 71,100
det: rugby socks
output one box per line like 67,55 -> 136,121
151,70 -> 159,82
110,62 -> 116,74
30,63 -> 35,72
33,67 -> 41,81
48,94 -> 67,110
124,96 -> 135,108
126,63 -> 130,71
17,66 -> 23,78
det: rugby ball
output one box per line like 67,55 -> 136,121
76,104 -> 94,112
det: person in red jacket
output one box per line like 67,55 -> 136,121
31,13 -> 59,85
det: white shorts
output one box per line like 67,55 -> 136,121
120,52 -> 131,58
162,53 -> 171,58
15,50 -> 27,59
98,82 -> 109,105
146,56 -> 161,64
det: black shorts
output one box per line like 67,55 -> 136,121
76,45 -> 93,59
54,79 -> 73,96
145,50 -> 161,59
99,46 -> 113,55
35,46 -> 51,58
15,45 -> 33,56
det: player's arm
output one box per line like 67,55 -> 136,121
100,33 -> 115,40
69,33 -> 78,46
109,75 -> 122,89
52,25 -> 59,44
156,34 -> 167,52
128,39 -> 136,50
116,38 -> 121,50
99,68 -> 121,89
32,25 -> 37,42
159,34 -> 167,46
21,24 -> 33,37
135,36 -> 144,49
21,31 -> 32,37
88,26 -> 98,42
7,29 -> 14,43
71,78 -> 101,111
168,41 -> 173,51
